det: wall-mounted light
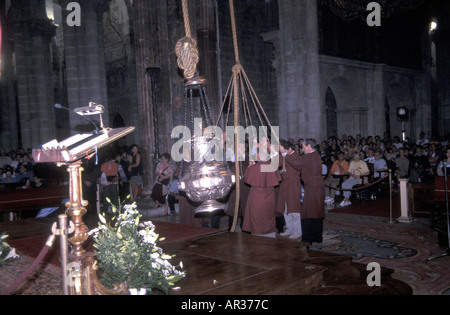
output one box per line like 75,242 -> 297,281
397,107 -> 409,122
397,107 -> 409,142
430,20 -> 438,32
46,0 -> 55,22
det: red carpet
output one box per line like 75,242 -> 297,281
8,221 -> 219,268
329,193 -> 401,218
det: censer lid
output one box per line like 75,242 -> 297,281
186,76 -> 206,87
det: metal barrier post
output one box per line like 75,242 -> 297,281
385,169 -> 398,224
398,179 -> 413,223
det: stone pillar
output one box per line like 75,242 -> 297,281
61,0 -> 110,132
369,64 -> 386,136
132,0 -> 158,192
132,0 -> 190,192
431,11 -> 450,139
0,2 -> 20,149
263,0 -> 322,140
9,0 -> 56,149
196,0 -> 220,122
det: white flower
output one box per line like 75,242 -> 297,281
88,225 -> 106,238
151,252 -> 160,259
6,248 -> 19,260
138,221 -> 155,229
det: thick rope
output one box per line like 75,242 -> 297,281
229,0 -> 240,64
0,234 -> 56,295
229,0 -> 242,233
230,56 -> 241,233
181,0 -> 191,38
228,0 -> 278,231
175,0 -> 198,79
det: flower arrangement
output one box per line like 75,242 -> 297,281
90,203 -> 185,294
0,233 -> 18,267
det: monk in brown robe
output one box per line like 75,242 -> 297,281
242,158 -> 282,238
283,138 -> 325,247
276,140 -> 302,239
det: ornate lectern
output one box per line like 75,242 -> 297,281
33,122 -> 134,295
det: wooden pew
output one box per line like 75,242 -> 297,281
407,181 -> 435,217
0,185 -> 69,221
426,176 -> 449,248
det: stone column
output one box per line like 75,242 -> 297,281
132,0 -> 190,192
0,3 -> 20,149
263,0 -> 322,140
132,0 -> 158,192
61,0 -> 110,132
196,0 -> 220,122
431,18 -> 450,139
369,64 -> 386,136
9,0 -> 56,149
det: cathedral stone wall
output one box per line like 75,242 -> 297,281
319,55 -> 428,142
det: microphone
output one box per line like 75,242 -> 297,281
55,104 -> 100,134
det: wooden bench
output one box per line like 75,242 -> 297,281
407,181 -> 435,217
423,176 -> 448,248
0,185 -> 69,221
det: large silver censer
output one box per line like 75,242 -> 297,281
179,136 -> 236,214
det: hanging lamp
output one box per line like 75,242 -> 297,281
175,0 -> 235,215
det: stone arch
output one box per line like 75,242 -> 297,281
325,76 -> 365,138
112,112 -> 125,128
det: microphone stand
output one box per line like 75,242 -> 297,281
427,159 -> 450,261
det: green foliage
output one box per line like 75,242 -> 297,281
0,233 -> 12,267
90,203 -> 185,294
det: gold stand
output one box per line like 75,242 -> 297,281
32,125 -> 135,295
64,161 -> 128,295
66,161 -> 89,259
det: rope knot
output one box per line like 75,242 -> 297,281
232,63 -> 242,75
175,36 -> 199,80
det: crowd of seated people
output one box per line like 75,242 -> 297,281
0,145 -> 135,216
2,130 -> 449,201
287,131 -> 450,207
0,147 -> 37,187
0,147 -> 68,190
